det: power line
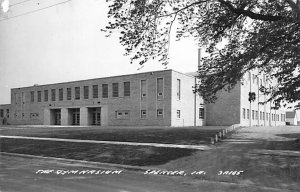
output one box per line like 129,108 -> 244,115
10,0 -> 33,7
0,0 -> 71,22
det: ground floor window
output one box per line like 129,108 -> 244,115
199,108 -> 204,119
157,109 -> 163,118
141,110 -> 147,119
176,110 -> 181,119
115,110 -> 130,120
242,108 -> 246,119
247,109 -> 250,119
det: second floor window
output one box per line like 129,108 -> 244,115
75,87 -> 80,100
112,83 -> 119,97
84,86 -> 89,99
37,91 -> 41,102
102,84 -> 108,98
59,88 -> 63,101
93,85 -> 98,98
30,91 -> 34,102
44,90 -> 48,102
51,89 -> 56,101
124,82 -> 130,97
67,88 -> 72,100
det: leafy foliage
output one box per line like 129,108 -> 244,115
103,0 -> 300,107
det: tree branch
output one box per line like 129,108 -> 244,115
218,0 -> 284,21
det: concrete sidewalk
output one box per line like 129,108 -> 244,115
0,135 -> 212,150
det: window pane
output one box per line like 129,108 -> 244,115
67,88 -> 72,100
102,84 -> 108,98
177,79 -> 181,100
44,90 -> 48,102
51,89 -> 56,101
37,91 -> 41,102
75,87 -> 80,100
30,91 -> 34,102
124,82 -> 130,97
93,85 -> 98,98
84,86 -> 89,99
59,88 -> 63,101
141,80 -> 147,98
157,78 -> 163,98
112,83 -> 119,97
199,108 -> 204,119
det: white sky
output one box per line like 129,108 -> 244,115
0,0 -> 200,104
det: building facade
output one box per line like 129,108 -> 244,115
286,111 -> 298,125
206,71 -> 286,126
0,70 -> 205,127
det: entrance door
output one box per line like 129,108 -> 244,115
72,108 -> 80,125
54,110 -> 61,125
92,108 -> 101,125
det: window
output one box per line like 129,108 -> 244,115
266,113 -> 269,121
247,109 -> 250,119
59,88 -> 63,101
177,79 -> 181,100
260,79 -> 262,86
255,111 -> 258,120
242,108 -> 246,119
115,110 -> 130,119
30,91 -> 34,102
6,109 -> 9,118
199,108 -> 205,119
263,112 -> 265,120
37,91 -> 41,102
84,86 -> 89,99
124,82 -> 130,97
248,72 -> 251,81
141,110 -> 147,119
260,111 -> 262,120
102,84 -> 108,98
75,87 -> 80,100
252,74 -> 255,83
51,89 -> 56,101
157,78 -> 163,99
67,88 -> 72,100
141,80 -> 147,98
93,85 -> 98,98
177,110 -> 181,119
14,93 -> 17,104
112,83 -> 119,97
0,109 -> 3,118
44,90 -> 48,102
252,110 -> 254,120
157,109 -> 163,118
256,77 -> 259,85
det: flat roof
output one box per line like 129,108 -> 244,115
11,69 -> 195,90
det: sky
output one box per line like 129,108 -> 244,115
0,0 -> 200,104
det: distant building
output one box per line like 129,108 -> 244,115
0,70 -> 205,126
286,111 -> 298,125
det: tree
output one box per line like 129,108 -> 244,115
103,0 -> 300,107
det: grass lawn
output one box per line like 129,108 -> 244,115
0,126 -> 226,145
0,138 -> 197,166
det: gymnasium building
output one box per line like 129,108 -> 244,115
0,69 -> 286,127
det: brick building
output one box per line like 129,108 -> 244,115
206,70 -> 286,126
0,69 -> 286,127
0,70 -> 205,126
